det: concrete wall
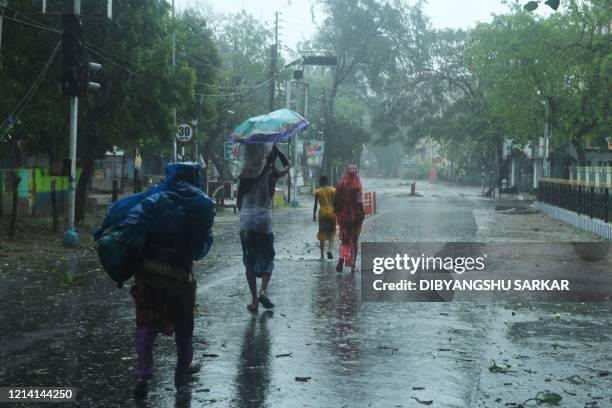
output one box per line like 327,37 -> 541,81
0,168 -> 81,216
535,201 -> 612,240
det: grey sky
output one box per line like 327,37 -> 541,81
176,0 -> 553,54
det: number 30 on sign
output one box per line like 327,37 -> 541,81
176,124 -> 193,143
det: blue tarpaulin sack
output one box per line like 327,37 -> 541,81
93,162 -> 215,287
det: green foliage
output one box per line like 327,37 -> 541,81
0,1 -> 220,163
310,0 -> 429,170
202,10 -> 277,164
369,0 -> 610,167
467,1 -> 611,161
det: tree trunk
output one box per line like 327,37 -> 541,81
573,139 -> 588,166
8,171 -> 21,239
51,178 -> 59,232
0,170 -> 4,219
75,158 -> 95,224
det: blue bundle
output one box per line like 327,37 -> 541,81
93,162 -> 215,286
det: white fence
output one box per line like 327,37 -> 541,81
535,202 -> 612,240
569,166 -> 612,187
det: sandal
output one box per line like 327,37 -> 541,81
247,304 -> 258,313
258,294 -> 275,309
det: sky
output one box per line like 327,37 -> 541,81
175,0 -> 554,54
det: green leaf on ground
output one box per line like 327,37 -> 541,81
536,391 -> 562,405
489,360 -> 513,374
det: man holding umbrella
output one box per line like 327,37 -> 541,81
228,109 -> 308,313
237,143 -> 290,313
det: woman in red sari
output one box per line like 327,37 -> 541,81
334,165 -> 365,273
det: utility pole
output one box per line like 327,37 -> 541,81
292,82 -> 308,205
0,1 -> 7,53
285,79 -> 292,204
63,0 -> 81,246
543,97 -> 550,178
61,0 -> 102,246
320,90 -> 327,176
268,11 -> 279,112
171,0 -> 177,162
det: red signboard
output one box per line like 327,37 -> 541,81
364,192 -> 375,217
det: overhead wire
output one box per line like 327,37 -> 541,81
196,76 -> 274,97
84,41 -> 137,70
2,15 -> 62,34
2,5 -> 62,33
83,45 -> 141,78
1,40 -> 62,140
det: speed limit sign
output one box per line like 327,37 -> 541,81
176,123 -> 193,143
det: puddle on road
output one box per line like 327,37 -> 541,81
1,182 -> 610,407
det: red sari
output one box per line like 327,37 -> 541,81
334,165 -> 365,269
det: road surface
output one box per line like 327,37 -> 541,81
0,179 -> 610,407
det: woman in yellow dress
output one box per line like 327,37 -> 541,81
313,175 -> 336,260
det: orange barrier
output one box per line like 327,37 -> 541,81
364,191 -> 377,217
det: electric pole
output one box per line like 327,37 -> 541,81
171,0 -> 177,162
0,1 -> 5,54
268,11 -> 279,112
285,79 -> 292,204
61,0 -> 102,246
63,0 -> 81,246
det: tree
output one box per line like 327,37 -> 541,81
310,0 -> 426,172
1,1 -> 220,223
203,10 -> 277,177
467,1 -> 611,164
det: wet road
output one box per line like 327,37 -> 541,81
0,179 -> 610,407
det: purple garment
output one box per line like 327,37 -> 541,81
135,311 -> 194,379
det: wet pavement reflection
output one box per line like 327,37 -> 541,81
0,179 -> 610,407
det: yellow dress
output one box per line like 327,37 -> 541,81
315,186 -> 336,240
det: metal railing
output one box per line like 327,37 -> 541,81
537,178 -> 610,223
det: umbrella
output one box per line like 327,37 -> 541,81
225,108 -> 309,144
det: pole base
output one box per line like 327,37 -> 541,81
62,228 -> 80,248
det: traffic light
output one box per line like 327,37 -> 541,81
62,14 -> 84,97
85,61 -> 102,91
62,14 -> 102,96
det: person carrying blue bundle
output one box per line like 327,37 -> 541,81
93,162 -> 215,398
236,143 -> 290,313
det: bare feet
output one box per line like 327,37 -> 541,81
336,258 -> 344,273
133,378 -> 148,399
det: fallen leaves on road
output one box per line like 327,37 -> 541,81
411,396 -> 433,405
489,360 -> 515,374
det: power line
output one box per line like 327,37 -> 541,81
2,5 -> 61,33
176,52 -> 227,73
84,41 -> 136,70
197,76 -> 274,97
1,40 -> 61,140
3,15 -> 62,34
83,45 -> 141,77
